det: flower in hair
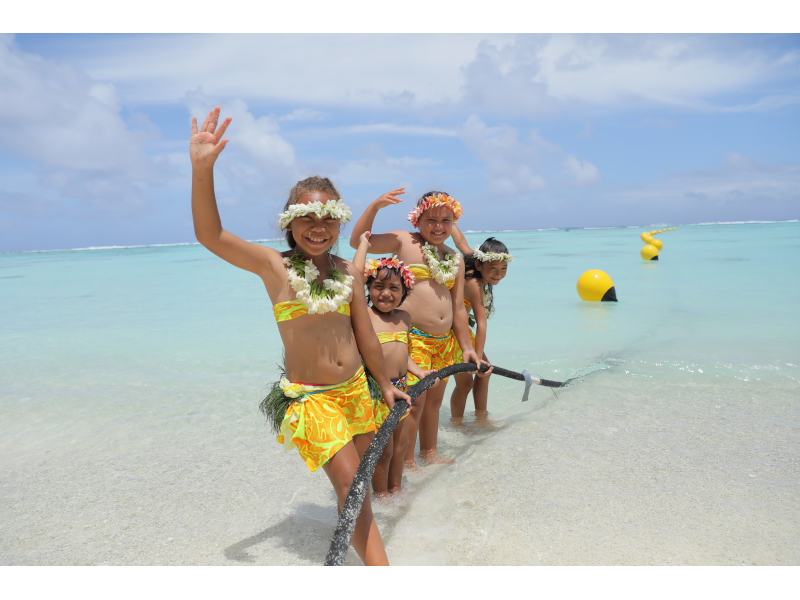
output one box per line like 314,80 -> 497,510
407,193 -> 463,228
364,256 -> 415,290
473,249 -> 513,263
278,199 -> 352,230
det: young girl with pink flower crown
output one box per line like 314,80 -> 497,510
349,189 -> 487,467
353,232 -> 434,496
190,107 -> 408,565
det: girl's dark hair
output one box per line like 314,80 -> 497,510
417,190 -> 448,206
366,268 -> 411,307
463,237 -> 509,317
283,176 -> 341,248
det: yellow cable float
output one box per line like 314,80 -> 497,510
577,269 -> 618,302
641,244 -> 659,260
640,226 -> 675,259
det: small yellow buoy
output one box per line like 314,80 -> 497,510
577,269 -> 618,302
652,238 -> 663,249
641,244 -> 659,260
641,232 -> 654,243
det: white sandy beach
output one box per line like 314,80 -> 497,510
3,369 -> 797,567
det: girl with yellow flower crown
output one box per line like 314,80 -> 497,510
190,107 -> 408,566
349,189 -> 487,468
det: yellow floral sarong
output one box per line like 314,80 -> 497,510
276,365 -> 375,472
406,327 -> 458,386
452,327 -> 476,363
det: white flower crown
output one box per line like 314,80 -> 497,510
278,199 -> 352,230
473,249 -> 513,263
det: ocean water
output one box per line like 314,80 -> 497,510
1,222 -> 798,565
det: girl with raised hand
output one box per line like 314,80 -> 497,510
353,232 -> 432,497
349,189 -> 485,468
448,225 -> 512,424
190,107 -> 408,566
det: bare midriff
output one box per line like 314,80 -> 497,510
278,312 -> 362,384
400,279 -> 453,336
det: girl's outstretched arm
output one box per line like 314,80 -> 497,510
465,277 -> 488,359
190,107 -> 282,280
407,356 -> 436,382
348,188 -> 406,254
450,257 -> 487,370
450,223 -> 474,256
352,231 -> 371,273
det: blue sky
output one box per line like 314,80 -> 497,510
1,28 -> 799,251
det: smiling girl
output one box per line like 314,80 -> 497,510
448,225 -> 512,423
352,232 -> 432,497
349,189 -> 486,467
190,107 -> 408,565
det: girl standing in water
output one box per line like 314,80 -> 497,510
349,190 -> 486,467
448,225 -> 512,423
190,107 -> 407,565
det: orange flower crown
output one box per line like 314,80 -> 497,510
363,256 -> 415,290
407,193 -> 463,228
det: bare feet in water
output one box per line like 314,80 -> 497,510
418,450 -> 455,465
404,459 -> 422,473
473,411 -> 502,429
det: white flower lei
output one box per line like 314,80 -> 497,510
482,287 -> 495,318
278,199 -> 352,230
283,253 -> 354,314
473,249 -> 513,263
421,242 -> 460,286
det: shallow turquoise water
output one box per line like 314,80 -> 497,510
1,222 -> 798,565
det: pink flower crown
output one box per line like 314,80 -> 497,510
407,193 -> 463,228
364,256 -> 415,290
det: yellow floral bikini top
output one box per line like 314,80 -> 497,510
376,330 -> 409,345
407,264 -> 456,290
273,299 -> 350,323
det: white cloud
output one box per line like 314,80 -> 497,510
13,34 -> 799,120
461,34 -> 800,114
279,108 -> 325,122
300,123 -> 457,138
607,154 -> 800,224
0,36 -> 151,174
459,115 -> 599,194
564,155 -> 600,185
69,34 -> 502,108
0,35 -> 158,208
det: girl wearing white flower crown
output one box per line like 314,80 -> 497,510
190,107 -> 408,566
349,189 -> 486,468
448,225 -> 512,424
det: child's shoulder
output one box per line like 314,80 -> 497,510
333,255 -> 359,277
393,308 -> 412,325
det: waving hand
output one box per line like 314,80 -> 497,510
190,106 -> 232,168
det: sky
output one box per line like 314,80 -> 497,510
1,9 -> 799,251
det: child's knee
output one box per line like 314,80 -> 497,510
455,378 -> 474,393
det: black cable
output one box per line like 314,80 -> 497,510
323,361 -> 568,565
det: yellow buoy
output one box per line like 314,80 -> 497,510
641,244 -> 659,260
577,269 -> 618,302
652,238 -> 663,249
640,232 -> 654,243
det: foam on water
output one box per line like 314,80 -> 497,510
1,222 -> 798,565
